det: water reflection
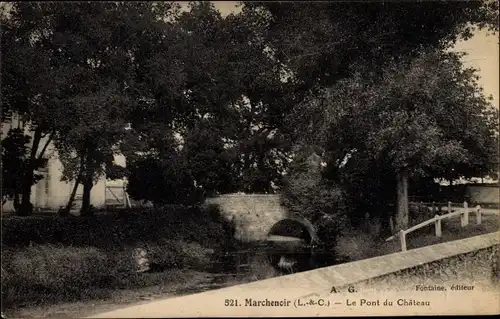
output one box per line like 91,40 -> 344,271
211,240 -> 348,287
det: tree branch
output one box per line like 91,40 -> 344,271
37,131 -> 54,160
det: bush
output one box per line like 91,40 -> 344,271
409,202 -> 435,226
281,162 -> 349,250
1,239 -> 220,309
11,245 -> 113,288
1,245 -> 119,308
1,205 -> 236,250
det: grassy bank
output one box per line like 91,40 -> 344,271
3,269 -> 226,318
335,211 -> 499,262
1,205 -> 238,311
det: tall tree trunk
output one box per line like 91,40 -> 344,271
80,149 -> 94,217
395,169 -> 409,231
20,126 -> 43,216
64,171 -> 83,215
63,151 -> 86,215
80,173 -> 93,216
13,193 -> 20,213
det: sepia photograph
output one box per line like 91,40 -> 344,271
1,0 -> 499,317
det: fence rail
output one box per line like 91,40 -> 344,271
386,201 -> 497,252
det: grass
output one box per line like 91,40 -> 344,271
2,269 -> 220,318
335,212 -> 499,262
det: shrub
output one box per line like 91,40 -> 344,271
1,205 -> 236,250
409,202 -> 435,225
281,157 -> 349,251
1,240 -> 219,309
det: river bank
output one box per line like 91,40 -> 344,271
4,254 -> 279,318
3,270 -> 233,318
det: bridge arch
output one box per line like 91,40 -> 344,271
267,216 -> 318,245
204,194 -> 324,273
266,215 -> 319,274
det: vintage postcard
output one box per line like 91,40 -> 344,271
1,1 -> 499,318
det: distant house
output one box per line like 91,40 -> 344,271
1,114 -> 127,213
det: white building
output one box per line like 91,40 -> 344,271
1,114 -> 127,213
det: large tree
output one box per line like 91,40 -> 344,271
1,2 -> 181,215
52,2 -> 181,216
125,1 -> 294,202
290,50 -> 498,231
240,0 -> 498,230
243,0 -> 499,93
1,3 -> 64,215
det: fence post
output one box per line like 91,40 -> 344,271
448,201 -> 452,214
476,205 -> 482,225
434,215 -> 442,237
399,230 -> 407,252
431,201 -> 436,214
461,201 -> 469,227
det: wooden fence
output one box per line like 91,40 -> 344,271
386,201 -> 495,252
105,184 -> 132,208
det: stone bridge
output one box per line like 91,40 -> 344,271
204,193 -> 318,244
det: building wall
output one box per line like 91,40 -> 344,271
466,184 -> 500,204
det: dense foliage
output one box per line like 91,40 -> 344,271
1,205 -> 235,249
285,50 -> 499,230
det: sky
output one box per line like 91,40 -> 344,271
207,1 -> 499,110
454,28 -> 499,109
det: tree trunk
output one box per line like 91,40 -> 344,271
80,172 -> 94,217
63,173 -> 82,215
19,171 -> 34,216
20,126 -> 43,216
63,151 -> 86,215
395,169 -> 409,231
13,193 -> 20,213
